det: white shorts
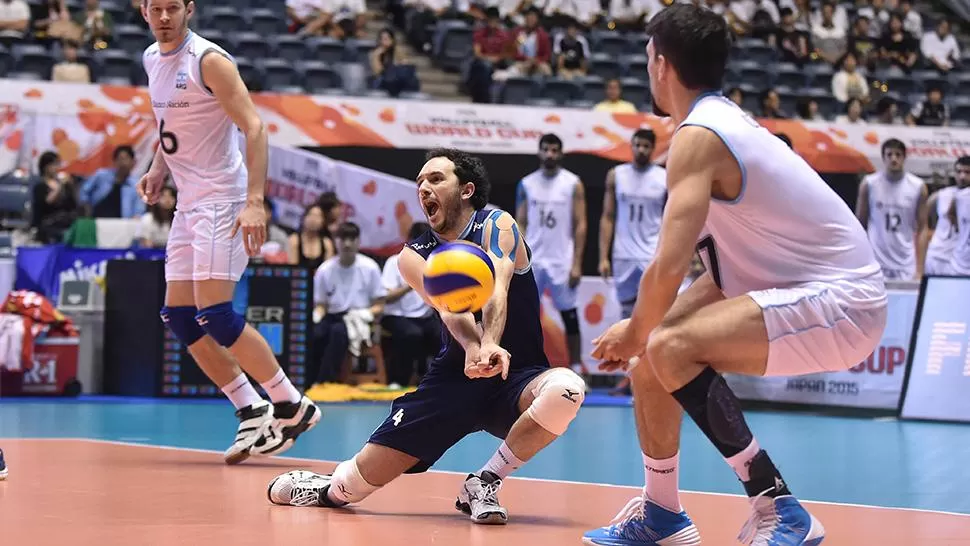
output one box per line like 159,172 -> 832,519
879,265 -> 914,281
165,202 -> 248,283
924,256 -> 954,276
533,262 -> 577,311
748,275 -> 888,377
613,259 -> 646,304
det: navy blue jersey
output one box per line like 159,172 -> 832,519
407,208 -> 548,375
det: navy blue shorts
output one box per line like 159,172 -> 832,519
367,365 -> 548,474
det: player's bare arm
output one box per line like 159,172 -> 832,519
914,183 -> 929,278
201,50 -> 269,256
398,246 -> 483,352
514,183 -> 529,238
947,197 -> 959,232
592,126 -> 720,362
855,177 -> 870,227
598,168 -> 617,278
476,211 -> 526,380
570,182 -> 587,288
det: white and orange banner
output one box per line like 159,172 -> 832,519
2,80 -> 970,177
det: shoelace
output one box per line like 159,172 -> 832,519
737,489 -> 781,545
473,479 -> 504,507
608,496 -> 647,531
289,475 -> 331,507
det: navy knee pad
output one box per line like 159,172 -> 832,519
160,306 -> 206,346
560,308 -> 580,335
195,302 -> 246,348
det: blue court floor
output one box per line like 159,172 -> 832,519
2,396 -> 969,516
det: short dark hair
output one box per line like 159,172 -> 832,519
645,3 -> 731,91
882,138 -> 906,157
335,222 -> 361,240
539,133 -> 563,149
424,148 -> 490,210
113,145 -> 134,160
408,222 -> 431,240
632,129 -> 655,145
955,156 -> 970,168
38,151 -> 59,173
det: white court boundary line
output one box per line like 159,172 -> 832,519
12,436 -> 969,520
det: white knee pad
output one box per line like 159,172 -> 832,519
525,368 -> 586,436
330,455 -> 380,504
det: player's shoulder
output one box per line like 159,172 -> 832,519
561,168 -> 581,184
406,229 -> 437,253
905,172 -> 928,188
482,207 -> 516,227
143,42 -> 160,63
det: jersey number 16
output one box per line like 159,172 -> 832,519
159,119 -> 179,154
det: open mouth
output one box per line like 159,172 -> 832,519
424,201 -> 440,218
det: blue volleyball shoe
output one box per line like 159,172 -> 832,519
737,490 -> 825,546
582,496 -> 701,545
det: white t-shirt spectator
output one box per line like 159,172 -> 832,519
831,70 -> 869,103
543,0 -> 600,26
810,3 -> 848,31
136,213 -> 171,248
0,0 -> 30,40
381,254 -> 431,318
921,31 -> 960,70
900,9 -> 922,37
313,254 -> 386,313
325,0 -> 366,15
609,0 -> 666,22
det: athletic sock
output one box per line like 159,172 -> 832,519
222,373 -> 263,410
642,452 -> 682,513
726,438 -> 762,481
260,368 -> 302,405
480,441 -> 525,479
670,366 -> 791,499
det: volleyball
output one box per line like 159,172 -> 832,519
423,241 -> 495,313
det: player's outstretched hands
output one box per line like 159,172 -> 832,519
591,319 -> 645,371
232,202 -> 268,257
136,171 -> 165,205
477,342 -> 511,380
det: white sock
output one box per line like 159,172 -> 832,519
221,373 -> 263,410
642,452 -> 682,513
480,442 -> 525,479
327,457 -> 379,505
725,438 -> 761,481
260,368 -> 302,404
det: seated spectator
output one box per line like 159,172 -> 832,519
608,0 -> 665,33
779,0 -> 812,31
812,1 -> 847,64
328,0 -> 368,40
595,78 -> 638,113
405,0 -> 467,53
552,18 -> 589,79
317,191 -> 344,235
78,145 -> 143,219
136,186 -> 175,249
52,40 -> 92,83
287,0 -> 328,34
847,16 -> 879,71
74,0 -> 113,49
835,97 -> 867,123
263,198 -> 290,247
880,12 -> 919,71
769,7 -> 811,65
760,88 -> 789,118
380,222 -> 440,387
795,96 -> 821,120
311,222 -> 386,387
467,7 -> 511,102
854,0 -> 888,37
727,86 -> 755,116
920,19 -> 960,74
370,28 -> 420,97
872,95 -> 902,124
0,0 -> 30,47
543,0 -> 598,29
31,151 -> 79,244
509,7 -> 552,78
896,0 -> 921,37
33,0 -> 75,44
907,86 -> 948,126
832,51 -> 869,105
809,0 -> 848,31
288,203 -> 335,271
748,0 -> 783,40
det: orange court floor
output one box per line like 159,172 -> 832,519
2,438 -> 969,546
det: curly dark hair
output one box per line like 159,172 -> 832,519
424,148 -> 490,210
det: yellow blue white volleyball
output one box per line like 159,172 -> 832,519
423,241 -> 495,313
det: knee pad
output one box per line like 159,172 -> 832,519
620,300 -> 636,320
329,455 -> 380,504
195,302 -> 246,348
560,308 -> 580,335
526,368 -> 586,436
160,306 -> 205,346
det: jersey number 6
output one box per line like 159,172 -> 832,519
159,119 -> 179,154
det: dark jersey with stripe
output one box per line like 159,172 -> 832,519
407,208 -> 549,375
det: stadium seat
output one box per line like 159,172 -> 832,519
950,97 -> 970,123
912,69 -> 949,93
93,49 -> 136,82
732,60 -> 771,92
623,54 -> 648,78
954,73 -> 970,96
0,184 -> 30,229
272,35 -> 311,64
268,84 -> 307,94
246,8 -> 286,35
525,97 -> 558,106
100,0 -> 131,25
229,32 -> 272,60
203,6 -> 247,33
496,77 -> 540,105
541,78 -> 582,105
0,45 -> 11,78
296,60 -> 343,93
432,23 -> 474,72
628,33 -> 648,55
588,53 -> 623,81
12,44 -> 54,80
194,28 -> 226,48
592,31 -> 629,57
256,58 -> 300,89
398,91 -> 432,100
233,57 -> 260,88
773,63 -> 808,89
566,99 -> 596,109
578,75 -> 606,103
113,24 -> 152,55
618,77 -> 650,106
885,75 -> 918,97
308,37 -> 352,65
347,39 -> 377,63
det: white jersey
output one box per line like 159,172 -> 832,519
926,185 -> 961,266
862,171 -> 925,278
950,187 -> 970,275
519,168 -> 580,268
612,163 -> 667,262
144,31 -> 247,210
679,93 -> 882,303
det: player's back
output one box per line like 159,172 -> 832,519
950,187 -> 970,275
862,170 -> 925,277
517,168 -> 579,266
926,185 -> 960,262
612,162 -> 666,262
680,93 -> 882,303
408,209 -> 548,375
143,31 -> 247,210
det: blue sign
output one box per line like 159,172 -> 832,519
15,245 -> 165,302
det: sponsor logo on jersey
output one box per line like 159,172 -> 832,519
175,71 -> 187,90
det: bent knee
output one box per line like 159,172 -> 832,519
645,325 -> 693,369
526,368 -> 586,436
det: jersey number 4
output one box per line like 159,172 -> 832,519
159,119 -> 179,154
695,235 -> 723,289
391,408 -> 404,426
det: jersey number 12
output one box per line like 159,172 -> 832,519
884,212 -> 901,233
159,119 -> 179,154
